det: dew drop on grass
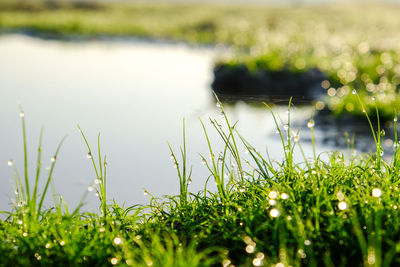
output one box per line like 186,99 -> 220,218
187,178 -> 192,185
256,252 -> 265,260
87,186 -> 94,192
143,190 -> 148,196
201,159 -> 206,165
7,160 -> 13,166
368,254 -> 376,265
86,152 -> 92,159
336,191 -> 345,201
280,193 -> 289,200
394,117 -> 398,122
275,263 -> 285,267
22,232 -> 27,237
113,237 -> 123,245
45,243 -> 51,249
304,240 -> 311,246
245,244 -> 255,254
110,258 -> 118,265
94,179 -> 101,184
352,89 -> 357,95
283,124 -> 289,131
338,201 -> 349,210
380,150 -> 384,156
269,208 -> 280,218
222,259 -> 231,267
372,96 -> 376,101
51,156 -> 56,162
381,129 -> 386,136
268,191 -> 278,199
395,142 -> 400,150
19,112 -> 24,118
173,162 -> 178,168
252,258 -> 263,266
269,199 -> 277,206
59,240 -> 65,246
294,135 -> 300,142
307,120 -> 315,128
216,102 -> 221,108
372,188 -> 382,197
298,249 -> 307,259
218,157 -> 223,164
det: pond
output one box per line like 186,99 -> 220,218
0,34 -> 371,212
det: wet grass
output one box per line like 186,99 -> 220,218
2,98 -> 400,266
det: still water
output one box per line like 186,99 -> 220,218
0,34 -> 335,212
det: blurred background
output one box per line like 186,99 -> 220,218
1,0 -> 400,212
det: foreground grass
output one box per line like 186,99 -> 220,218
2,101 -> 400,266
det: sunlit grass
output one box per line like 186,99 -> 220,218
2,98 -> 400,265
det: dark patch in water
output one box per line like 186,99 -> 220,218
211,64 -> 325,104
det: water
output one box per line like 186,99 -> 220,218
0,34 -> 339,212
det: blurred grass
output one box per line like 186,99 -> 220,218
2,1 -> 400,120
1,1 -> 399,45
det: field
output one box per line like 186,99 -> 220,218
2,2 -> 400,266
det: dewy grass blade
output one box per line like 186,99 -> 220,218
32,127 -> 44,213
19,106 -> 30,205
37,136 -> 66,218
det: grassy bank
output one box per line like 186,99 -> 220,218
1,1 -> 400,120
2,101 -> 400,266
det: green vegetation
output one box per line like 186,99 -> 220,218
1,1 -> 400,120
3,99 -> 400,266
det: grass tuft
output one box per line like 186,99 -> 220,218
2,101 -> 400,265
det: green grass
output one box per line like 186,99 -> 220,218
2,98 -> 400,266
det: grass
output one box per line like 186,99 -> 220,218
1,1 -> 400,120
2,97 -> 400,266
